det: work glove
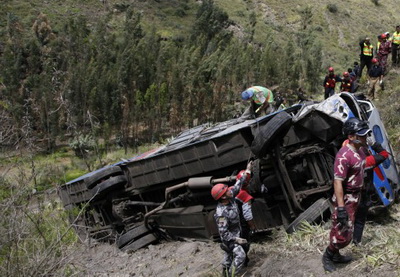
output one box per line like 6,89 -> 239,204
235,237 -> 248,245
379,80 -> 383,85
371,142 -> 385,153
366,135 -> 376,146
246,160 -> 253,172
367,80 -> 370,85
337,207 -> 348,227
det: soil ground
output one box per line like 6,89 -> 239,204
67,225 -> 399,277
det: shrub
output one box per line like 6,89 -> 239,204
327,4 -> 338,13
371,0 -> 380,6
69,134 -> 96,158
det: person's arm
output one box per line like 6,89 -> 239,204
230,161 -> 253,196
334,179 -> 345,207
365,143 -> 389,168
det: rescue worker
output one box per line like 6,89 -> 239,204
212,161 -> 253,276
358,37 -> 374,79
377,33 -> 391,74
323,67 -> 342,99
241,86 -> 274,118
322,118 -> 388,272
367,58 -> 383,100
391,25 -> 400,66
353,61 -> 360,77
340,72 -> 354,93
233,170 -> 256,266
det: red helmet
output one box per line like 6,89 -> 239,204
372,58 -> 378,63
328,67 -> 334,72
211,183 -> 228,200
381,33 -> 386,39
236,170 -> 251,187
343,71 -> 349,77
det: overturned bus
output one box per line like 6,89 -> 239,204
58,92 -> 399,252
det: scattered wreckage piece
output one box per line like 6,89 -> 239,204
58,93 -> 400,252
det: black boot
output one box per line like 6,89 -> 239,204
332,251 -> 352,263
322,247 -> 336,272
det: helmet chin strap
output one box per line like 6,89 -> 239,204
351,138 -> 362,144
350,136 -> 366,146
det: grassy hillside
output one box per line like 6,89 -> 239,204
2,0 -> 399,69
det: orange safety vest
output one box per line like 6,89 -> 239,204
363,43 -> 373,56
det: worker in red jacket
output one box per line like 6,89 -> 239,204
323,67 -> 342,99
340,72 -> 354,93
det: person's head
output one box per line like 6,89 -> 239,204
372,58 -> 379,64
365,37 -> 371,44
241,88 -> 254,101
343,71 -> 350,79
328,67 -> 334,75
211,183 -> 231,202
381,33 -> 387,40
348,68 -> 353,73
385,32 -> 390,38
342,117 -> 371,148
354,61 -> 359,66
396,25 -> 400,32
377,35 -> 382,41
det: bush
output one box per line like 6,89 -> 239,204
327,4 -> 338,13
371,0 -> 380,6
69,134 -> 96,158
175,8 -> 187,17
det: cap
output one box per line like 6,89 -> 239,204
241,89 -> 254,100
355,128 -> 372,136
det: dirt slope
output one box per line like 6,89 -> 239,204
67,226 -> 399,277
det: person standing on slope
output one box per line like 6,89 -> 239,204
212,161 -> 253,276
322,118 -> 388,272
323,67 -> 342,99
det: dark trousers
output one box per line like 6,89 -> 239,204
353,191 -> 371,244
359,56 -> 372,78
324,87 -> 335,99
392,44 -> 400,65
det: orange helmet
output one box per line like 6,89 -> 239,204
211,183 -> 228,200
328,67 -> 334,72
343,72 -> 349,77
372,58 -> 378,63
236,170 -> 251,187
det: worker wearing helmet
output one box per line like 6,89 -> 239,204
340,72 -> 354,93
367,58 -> 383,100
322,118 -> 389,272
212,161 -> 253,276
323,67 -> 342,99
233,169 -> 256,266
358,37 -> 374,79
377,33 -> 392,73
241,86 -> 274,118
391,25 -> 400,66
